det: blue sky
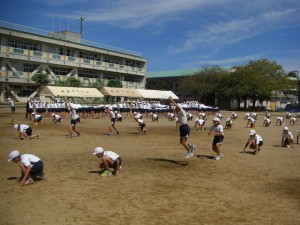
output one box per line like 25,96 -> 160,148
1,0 -> 300,73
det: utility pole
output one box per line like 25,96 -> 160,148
78,17 -> 85,37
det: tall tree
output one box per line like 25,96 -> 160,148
31,72 -> 51,96
107,78 -> 123,88
67,77 -> 81,87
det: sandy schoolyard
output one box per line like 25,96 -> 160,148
0,107 -> 300,225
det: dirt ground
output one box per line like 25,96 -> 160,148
0,107 -> 300,225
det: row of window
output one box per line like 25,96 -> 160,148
21,64 -> 142,83
5,38 -> 143,68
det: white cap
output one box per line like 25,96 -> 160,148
108,107 -> 113,111
7,98 -> 12,101
283,127 -> 289,131
32,112 -> 36,114
133,112 -> 137,114
115,111 -> 118,113
93,147 -> 104,155
8,150 -> 20,161
249,130 -> 256,135
212,117 -> 220,122
13,124 -> 18,130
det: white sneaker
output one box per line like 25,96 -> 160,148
190,144 -> 196,153
287,145 -> 290,148
24,177 -> 33,185
215,155 -> 222,160
185,152 -> 193,159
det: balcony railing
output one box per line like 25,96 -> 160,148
0,20 -> 143,58
1,46 -> 145,74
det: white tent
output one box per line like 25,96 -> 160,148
40,86 -> 104,98
136,89 -> 179,100
100,87 -> 142,98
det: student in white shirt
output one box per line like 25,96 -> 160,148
7,150 -> 45,185
281,127 -> 294,148
137,118 -> 147,134
68,103 -> 80,138
168,97 -> 195,159
93,147 -> 122,177
208,118 -> 225,160
105,107 -> 120,136
241,130 -> 263,155
13,124 -> 39,140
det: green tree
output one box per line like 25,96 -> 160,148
107,78 -> 123,88
67,77 -> 81,87
182,66 -> 226,106
91,79 -> 104,90
31,72 -> 51,96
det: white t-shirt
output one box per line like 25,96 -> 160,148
109,111 -> 116,119
247,134 -> 263,143
282,131 -> 293,140
104,151 -> 120,162
177,108 -> 187,125
19,124 -> 30,132
210,124 -> 224,135
21,154 -> 40,167
70,109 -> 77,120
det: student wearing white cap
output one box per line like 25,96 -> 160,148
31,112 -> 44,125
52,113 -> 61,124
208,118 -> 225,160
93,147 -> 122,177
290,117 -> 297,125
281,127 -> 294,148
263,117 -> 271,127
241,130 -> 263,155
225,118 -> 233,129
13,124 -> 39,140
137,118 -> 147,134
105,106 -> 120,136
168,96 -> 195,159
7,150 -> 45,185
67,103 -> 80,138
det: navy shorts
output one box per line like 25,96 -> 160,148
25,127 -> 33,136
212,135 -> 224,146
30,160 -> 44,175
179,124 -> 190,138
71,119 -> 77,126
11,107 -> 16,113
111,118 -> 116,125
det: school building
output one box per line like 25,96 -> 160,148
0,20 -> 147,103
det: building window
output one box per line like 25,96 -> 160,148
24,64 -> 38,72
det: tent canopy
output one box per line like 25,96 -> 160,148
136,89 -> 179,100
40,86 -> 104,98
100,87 -> 142,98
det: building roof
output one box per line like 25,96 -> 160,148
40,86 -> 104,98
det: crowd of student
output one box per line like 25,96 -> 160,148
6,96 -> 300,186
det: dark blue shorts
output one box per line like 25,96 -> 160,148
179,124 -> 190,138
71,119 -> 77,126
30,160 -> 44,175
25,127 -> 32,136
212,135 -> 224,146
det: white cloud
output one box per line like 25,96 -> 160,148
169,7 -> 300,53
